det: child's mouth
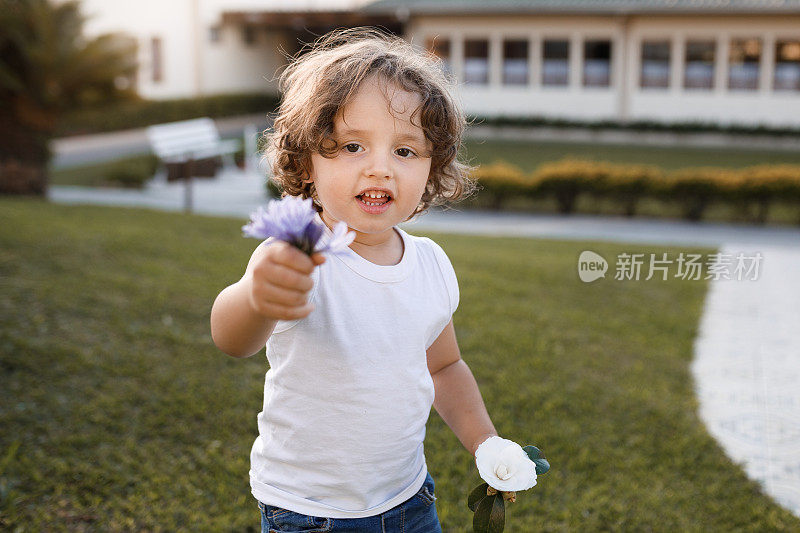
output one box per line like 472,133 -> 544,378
357,193 -> 391,206
356,193 -> 393,214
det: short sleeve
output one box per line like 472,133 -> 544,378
428,239 -> 460,317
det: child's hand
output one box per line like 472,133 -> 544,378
247,241 -> 326,320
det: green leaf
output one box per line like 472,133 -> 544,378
473,493 -> 505,533
522,445 -> 542,461
524,444 -> 551,474
468,482 -> 489,511
487,494 -> 505,533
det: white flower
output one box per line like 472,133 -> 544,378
475,436 -> 538,492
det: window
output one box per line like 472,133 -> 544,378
209,26 -> 221,44
427,37 -> 451,75
685,40 -> 715,90
584,40 -> 611,87
542,39 -> 569,86
242,25 -> 256,46
729,38 -> 761,90
775,40 -> 800,91
464,39 -> 489,84
640,40 -> 670,89
151,37 -> 162,83
503,39 -> 529,85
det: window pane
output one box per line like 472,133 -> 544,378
542,39 -> 569,86
775,40 -> 800,91
464,39 -> 489,85
640,40 -> 670,88
427,37 -> 451,75
503,39 -> 528,85
729,38 -> 761,90
685,40 -> 715,89
584,40 -> 611,87
242,25 -> 256,45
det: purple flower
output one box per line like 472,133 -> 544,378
242,196 -> 354,256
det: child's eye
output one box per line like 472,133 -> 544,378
343,143 -> 362,153
395,147 -> 416,158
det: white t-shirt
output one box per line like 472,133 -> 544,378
249,212 -> 459,518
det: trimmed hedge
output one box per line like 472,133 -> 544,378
261,158 -> 800,225
57,93 -> 280,137
471,158 -> 800,224
105,156 -> 160,188
472,115 -> 800,138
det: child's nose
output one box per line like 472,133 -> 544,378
364,150 -> 392,179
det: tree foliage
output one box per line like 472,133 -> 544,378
0,0 -> 137,193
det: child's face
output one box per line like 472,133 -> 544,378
307,76 -> 432,242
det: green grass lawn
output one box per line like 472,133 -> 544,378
1,199 -> 798,531
462,138 -> 800,173
49,154 -> 159,188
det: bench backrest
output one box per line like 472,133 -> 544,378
146,118 -> 222,161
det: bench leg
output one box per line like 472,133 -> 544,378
184,159 -> 194,214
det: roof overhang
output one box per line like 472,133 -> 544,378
221,10 -> 401,30
362,0 -> 800,17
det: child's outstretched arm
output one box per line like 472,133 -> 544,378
210,240 -> 325,358
427,319 -> 498,456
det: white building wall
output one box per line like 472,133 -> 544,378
78,0 -> 373,99
200,23 -> 290,95
76,2 -> 800,127
407,16 -> 625,121
626,16 -> 800,127
407,14 -> 800,127
79,0 -> 197,99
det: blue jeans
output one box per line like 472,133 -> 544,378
258,472 -> 442,533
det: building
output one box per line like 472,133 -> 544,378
79,0 -> 800,127
77,0 -> 382,99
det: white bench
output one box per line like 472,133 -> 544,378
146,117 -> 241,171
146,117 -> 243,212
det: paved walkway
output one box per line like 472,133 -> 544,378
48,169 -> 800,518
49,166 -> 270,218
692,244 -> 800,517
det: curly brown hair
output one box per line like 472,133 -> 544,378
264,27 -> 476,220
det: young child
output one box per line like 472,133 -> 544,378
211,28 -> 522,532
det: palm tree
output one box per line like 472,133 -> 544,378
0,0 -> 137,194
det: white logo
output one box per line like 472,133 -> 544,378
578,251 -> 608,282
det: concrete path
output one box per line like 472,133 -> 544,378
47,170 -> 800,519
49,166 -> 270,218
692,244 -> 800,517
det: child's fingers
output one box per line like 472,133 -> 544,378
310,253 -> 326,266
258,263 -> 314,292
254,279 -> 311,308
269,242 -> 316,274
